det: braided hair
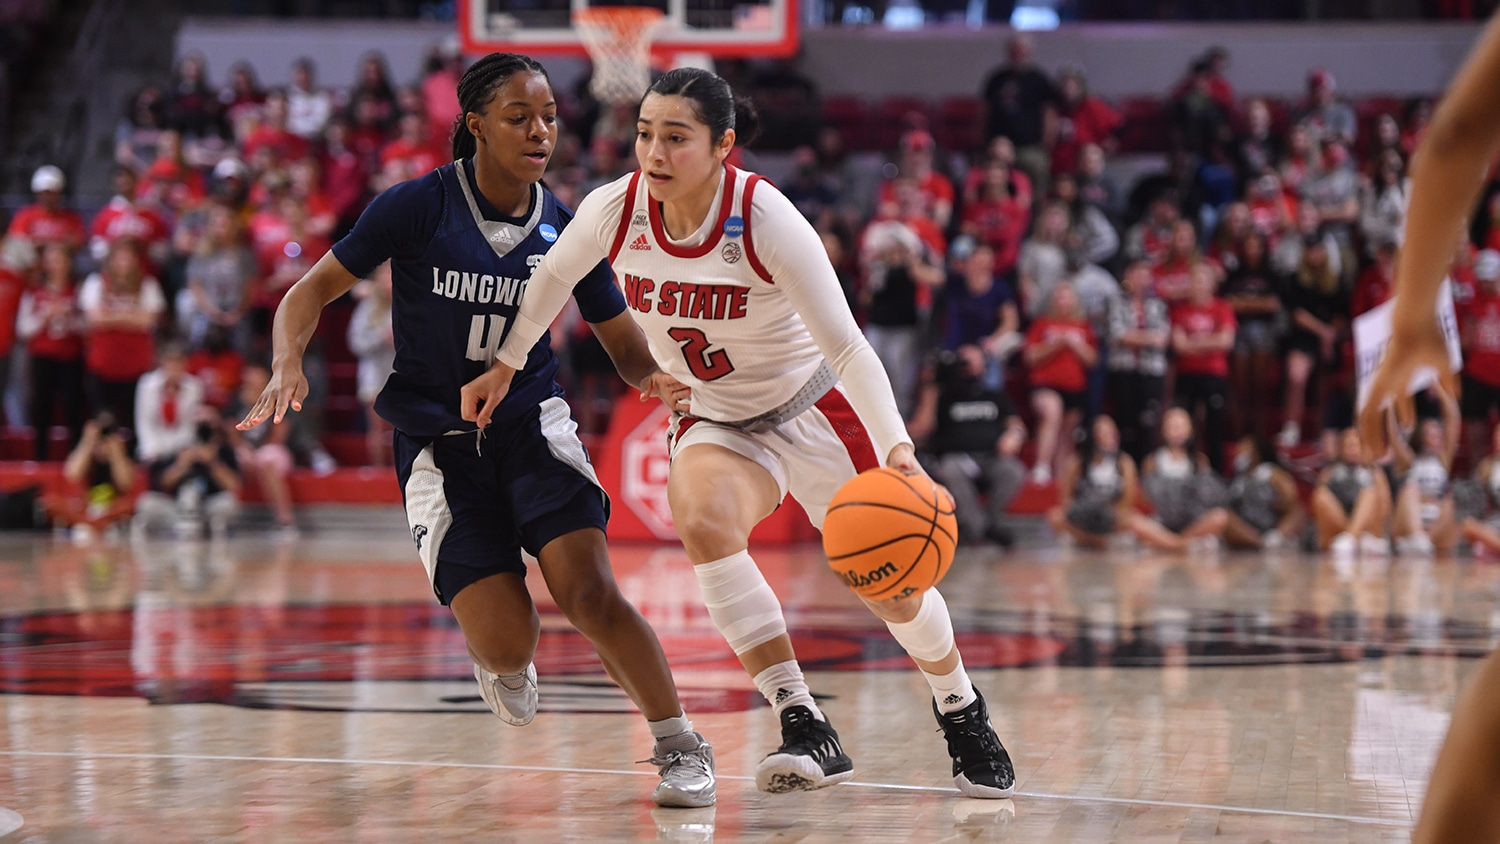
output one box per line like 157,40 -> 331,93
451,52 -> 549,160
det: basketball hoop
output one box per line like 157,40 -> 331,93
573,6 -> 664,106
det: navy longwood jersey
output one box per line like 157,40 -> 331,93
332,160 -> 624,437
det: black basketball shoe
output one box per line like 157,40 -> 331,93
754,705 -> 855,793
934,692 -> 1016,798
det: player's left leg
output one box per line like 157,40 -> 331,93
533,523 -> 716,808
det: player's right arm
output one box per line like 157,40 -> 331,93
237,252 -> 362,429
240,175 -> 437,430
1360,13 -> 1500,454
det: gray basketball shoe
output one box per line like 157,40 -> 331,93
473,662 -> 538,726
648,732 -> 717,808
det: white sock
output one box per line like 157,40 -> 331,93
753,660 -> 823,721
882,589 -> 976,713
649,713 -> 698,752
925,659 -> 977,714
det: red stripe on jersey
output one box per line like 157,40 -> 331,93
814,389 -> 880,473
608,171 -> 643,265
741,174 -> 774,284
649,165 -> 738,259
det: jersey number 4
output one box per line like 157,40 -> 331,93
668,327 -> 735,381
466,314 -> 510,363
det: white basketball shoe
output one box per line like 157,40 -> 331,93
473,662 -> 538,726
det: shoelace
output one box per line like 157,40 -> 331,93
939,713 -> 1004,765
644,749 -> 712,777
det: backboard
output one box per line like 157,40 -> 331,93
456,0 -> 798,59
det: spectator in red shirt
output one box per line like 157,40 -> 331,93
1352,238 -> 1398,317
1151,219 -> 1203,307
19,242 -> 85,458
1171,261 -> 1237,474
90,166 -> 171,268
6,166 -> 85,250
877,130 -> 955,229
252,197 -> 329,346
219,61 -> 266,143
379,112 -> 447,185
1245,168 -> 1295,246
0,237 -> 35,427
135,131 -> 208,219
79,239 -> 165,432
345,93 -> 391,172
1460,249 -> 1500,462
420,44 -> 464,140
241,90 -> 311,169
963,136 -> 1034,210
186,326 -> 244,411
320,119 -> 371,231
960,159 -> 1029,276
1050,66 -> 1121,176
1025,282 -> 1097,485
287,157 -> 337,242
1171,46 -> 1235,114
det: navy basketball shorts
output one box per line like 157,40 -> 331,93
394,396 -> 610,605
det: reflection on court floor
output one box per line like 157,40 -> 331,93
1,531 -> 1490,841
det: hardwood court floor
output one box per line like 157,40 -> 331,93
2,523 -> 1494,842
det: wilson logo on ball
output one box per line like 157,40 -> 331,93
840,561 -> 898,590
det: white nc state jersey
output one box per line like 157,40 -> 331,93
604,165 -> 824,422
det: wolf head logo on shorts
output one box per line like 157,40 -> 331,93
412,524 -> 429,551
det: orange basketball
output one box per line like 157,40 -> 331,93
823,467 -> 958,602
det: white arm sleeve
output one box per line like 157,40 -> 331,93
750,182 -> 913,462
493,176 -> 629,369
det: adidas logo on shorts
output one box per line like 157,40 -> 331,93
629,233 -> 652,251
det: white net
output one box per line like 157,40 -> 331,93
574,6 -> 665,106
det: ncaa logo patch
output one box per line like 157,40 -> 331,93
721,242 -> 742,264
723,215 -> 745,238
538,223 -> 558,242
632,211 -> 648,228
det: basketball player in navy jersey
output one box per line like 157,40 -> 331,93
1359,14 -> 1500,843
237,53 -> 714,808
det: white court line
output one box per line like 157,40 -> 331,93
0,750 -> 1410,828
0,807 -> 23,837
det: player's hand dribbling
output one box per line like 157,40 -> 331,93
886,442 -> 925,476
237,364 -> 309,430
1357,318 -> 1458,459
461,362 -> 517,429
639,370 -> 691,413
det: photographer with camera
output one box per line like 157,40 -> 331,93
132,407 -> 240,540
908,344 -> 1027,547
43,411 -> 138,542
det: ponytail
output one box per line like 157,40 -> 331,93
450,52 -> 549,161
643,67 -> 760,148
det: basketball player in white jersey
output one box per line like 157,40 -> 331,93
464,68 -> 1014,798
1358,12 -> 1500,843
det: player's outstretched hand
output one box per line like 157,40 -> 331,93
1358,319 -> 1458,459
238,365 -> 309,430
461,362 -> 517,429
639,370 -> 691,413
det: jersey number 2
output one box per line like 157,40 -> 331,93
668,327 -> 735,381
466,314 -> 510,363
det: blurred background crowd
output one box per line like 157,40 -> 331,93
4,4 -> 1500,549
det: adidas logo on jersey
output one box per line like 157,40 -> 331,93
629,233 -> 651,251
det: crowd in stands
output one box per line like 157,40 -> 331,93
6,33 -> 1500,554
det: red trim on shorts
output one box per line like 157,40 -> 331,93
669,415 -> 699,452
741,175 -> 775,284
648,164 -> 738,258
607,171 -> 643,265
814,390 -> 880,472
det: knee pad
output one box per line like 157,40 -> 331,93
693,550 -> 787,655
884,588 -> 956,663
